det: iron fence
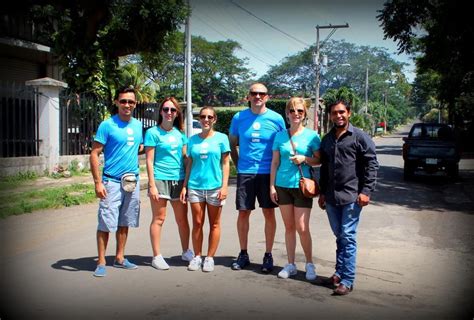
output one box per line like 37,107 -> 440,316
0,82 -> 39,157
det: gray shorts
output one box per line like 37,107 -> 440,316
275,186 -> 313,208
97,179 -> 140,232
150,179 -> 184,201
188,188 -> 225,206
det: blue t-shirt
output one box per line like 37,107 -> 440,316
187,132 -> 230,190
229,108 -> 285,174
272,128 -> 321,188
144,126 -> 188,180
94,115 -> 143,181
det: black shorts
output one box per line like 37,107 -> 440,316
275,186 -> 313,209
235,174 -> 278,210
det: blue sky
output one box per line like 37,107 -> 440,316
187,0 -> 416,82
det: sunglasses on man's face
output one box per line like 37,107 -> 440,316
249,91 -> 267,97
289,109 -> 305,115
118,99 -> 136,106
162,107 -> 177,113
200,114 -> 215,120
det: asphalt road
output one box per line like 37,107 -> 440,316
1,124 -> 473,320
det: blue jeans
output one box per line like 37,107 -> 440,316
325,202 -> 362,288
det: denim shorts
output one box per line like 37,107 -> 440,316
187,188 -> 225,206
150,179 -> 184,201
98,179 -> 140,232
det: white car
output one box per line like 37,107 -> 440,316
192,119 -> 202,135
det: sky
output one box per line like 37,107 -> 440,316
187,0 -> 416,82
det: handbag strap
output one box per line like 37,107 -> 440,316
287,129 -> 305,178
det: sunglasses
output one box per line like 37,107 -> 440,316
162,107 -> 177,113
289,109 -> 305,114
249,91 -> 267,97
118,99 -> 136,106
200,115 -> 215,120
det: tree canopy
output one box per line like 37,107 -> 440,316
378,0 -> 474,125
27,0 -> 188,100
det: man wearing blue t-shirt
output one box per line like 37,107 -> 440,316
229,83 -> 285,272
90,86 -> 143,277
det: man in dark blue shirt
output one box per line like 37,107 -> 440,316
318,100 -> 378,295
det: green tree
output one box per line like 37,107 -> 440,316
27,0 -> 188,102
139,33 -> 252,106
378,0 -> 474,125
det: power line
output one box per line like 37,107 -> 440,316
229,0 -> 310,47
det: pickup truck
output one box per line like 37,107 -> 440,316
402,122 -> 460,179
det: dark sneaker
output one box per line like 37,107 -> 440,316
231,252 -> 250,270
261,253 -> 273,273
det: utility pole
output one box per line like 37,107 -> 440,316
313,23 -> 349,134
184,0 -> 192,137
364,65 -> 369,113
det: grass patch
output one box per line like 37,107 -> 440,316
0,183 -> 96,219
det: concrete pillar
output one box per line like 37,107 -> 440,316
25,77 -> 68,173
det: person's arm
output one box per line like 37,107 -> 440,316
358,133 -> 379,207
181,156 -> 192,204
218,152 -> 230,200
145,146 -> 159,202
90,141 -> 106,199
229,134 -> 239,170
318,144 -> 328,210
270,150 -> 280,205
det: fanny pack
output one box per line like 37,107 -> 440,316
103,172 -> 138,192
121,173 -> 138,192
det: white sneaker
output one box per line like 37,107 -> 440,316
152,254 -> 169,270
188,256 -> 202,271
305,262 -> 317,281
202,257 -> 215,272
181,249 -> 194,262
278,263 -> 297,279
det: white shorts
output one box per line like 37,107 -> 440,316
187,188 -> 225,207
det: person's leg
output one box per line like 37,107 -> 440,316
206,203 -> 222,257
338,203 -> 362,288
171,200 -> 190,252
294,207 -> 313,263
279,204 -> 296,264
150,198 -> 168,257
115,226 -> 129,263
96,230 -> 109,266
237,210 -> 251,250
326,203 -> 343,278
190,202 -> 206,256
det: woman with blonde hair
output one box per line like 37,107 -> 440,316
270,97 -> 321,280
145,97 -> 193,270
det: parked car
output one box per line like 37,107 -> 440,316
192,119 -> 202,135
402,122 -> 460,179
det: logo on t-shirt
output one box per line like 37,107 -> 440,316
127,128 -> 135,146
200,142 -> 209,159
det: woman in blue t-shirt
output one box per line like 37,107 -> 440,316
145,97 -> 193,270
270,97 -> 321,281
180,106 -> 230,272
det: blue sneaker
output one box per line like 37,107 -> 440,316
113,258 -> 138,270
261,252 -> 273,273
93,265 -> 106,277
231,252 -> 250,270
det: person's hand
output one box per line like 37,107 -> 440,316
318,195 -> 326,210
149,185 -> 160,202
270,185 -> 278,205
289,155 -> 305,165
179,187 -> 187,204
357,193 -> 370,207
94,182 -> 107,199
218,186 -> 228,201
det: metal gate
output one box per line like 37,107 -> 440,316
59,91 -> 108,155
0,82 -> 39,157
